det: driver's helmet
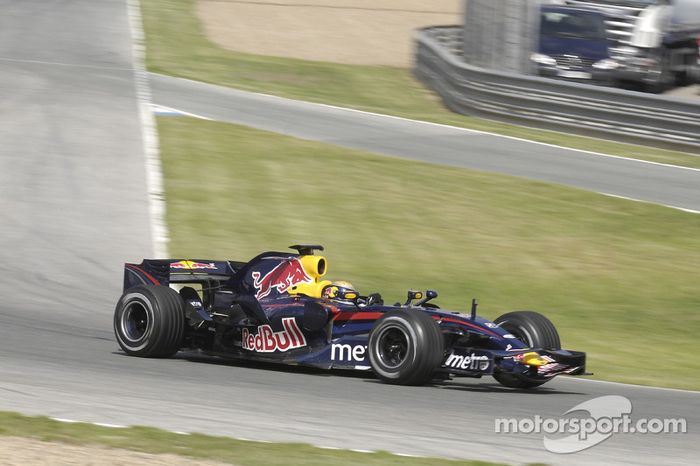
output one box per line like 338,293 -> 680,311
322,281 -> 359,303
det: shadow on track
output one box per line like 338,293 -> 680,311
112,350 -> 586,395
433,380 -> 585,395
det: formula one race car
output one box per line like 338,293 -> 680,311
114,245 -> 587,388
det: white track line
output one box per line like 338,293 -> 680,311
151,104 -> 211,120
0,56 -> 132,71
151,72 -> 700,174
599,192 -> 700,214
127,0 -> 169,258
93,422 -> 128,428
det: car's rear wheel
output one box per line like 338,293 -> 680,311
493,310 -> 561,389
368,310 -> 444,385
114,285 -> 185,358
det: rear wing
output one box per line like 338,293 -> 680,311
123,259 -> 243,290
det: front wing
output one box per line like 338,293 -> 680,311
439,347 -> 586,379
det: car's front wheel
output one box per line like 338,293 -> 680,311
368,310 -> 444,385
114,285 -> 185,358
493,310 -> 561,389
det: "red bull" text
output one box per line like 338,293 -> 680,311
251,259 -> 312,299
241,317 -> 307,352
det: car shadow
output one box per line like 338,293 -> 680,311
176,350 -> 340,374
429,379 -> 586,395
112,350 -> 586,395
357,375 -> 585,395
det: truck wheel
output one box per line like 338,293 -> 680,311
368,310 -> 444,385
648,51 -> 674,93
493,310 -> 561,389
114,285 -> 185,358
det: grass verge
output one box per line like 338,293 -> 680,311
140,0 -> 700,168
0,412 -> 505,466
160,116 -> 700,390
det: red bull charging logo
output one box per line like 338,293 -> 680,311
170,260 -> 217,270
242,318 -> 307,352
251,259 -> 312,299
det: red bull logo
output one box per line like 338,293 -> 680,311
242,317 -> 307,353
170,260 -> 217,270
251,259 -> 312,299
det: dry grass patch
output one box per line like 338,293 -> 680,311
0,436 -> 226,466
197,0 -> 461,66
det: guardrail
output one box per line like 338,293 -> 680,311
414,27 -> 700,151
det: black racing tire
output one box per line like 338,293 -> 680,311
114,285 -> 185,358
368,310 -> 444,386
495,310 -> 561,350
493,310 -> 561,389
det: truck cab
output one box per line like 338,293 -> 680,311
532,6 -> 618,84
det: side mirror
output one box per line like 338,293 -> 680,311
404,290 -> 424,306
415,289 -> 438,307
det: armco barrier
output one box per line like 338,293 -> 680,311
414,27 -> 700,151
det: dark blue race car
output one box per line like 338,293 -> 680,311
114,245 -> 587,388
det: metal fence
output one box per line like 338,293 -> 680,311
415,27 -> 700,150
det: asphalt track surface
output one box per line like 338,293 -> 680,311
0,2 -> 698,466
149,74 -> 700,214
